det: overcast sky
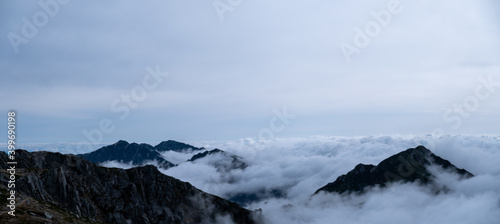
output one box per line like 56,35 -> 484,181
1,0 -> 500,144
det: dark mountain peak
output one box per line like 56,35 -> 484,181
402,145 -> 432,157
77,141 -> 175,169
77,140 -> 207,170
315,146 -> 473,195
114,139 -> 129,146
0,150 -> 258,224
414,145 -> 431,152
154,140 -> 202,152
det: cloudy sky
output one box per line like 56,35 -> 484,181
1,0 -> 500,145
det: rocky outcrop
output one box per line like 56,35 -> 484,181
315,146 -> 473,195
0,150 -> 258,224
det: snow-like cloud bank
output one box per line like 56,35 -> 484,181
99,160 -> 135,170
10,134 -> 500,223
158,150 -> 202,165
254,174 -> 500,224
164,134 -> 500,223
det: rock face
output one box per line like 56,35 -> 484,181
154,140 -> 203,152
0,150 -> 258,224
188,149 -> 248,171
77,140 -> 175,169
315,146 -> 473,195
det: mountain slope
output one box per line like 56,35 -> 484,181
77,140 -> 175,169
0,150 -> 258,224
315,145 -> 473,195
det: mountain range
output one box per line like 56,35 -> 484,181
77,140 -> 245,171
78,140 -> 176,169
0,141 -> 475,223
0,149 -> 259,224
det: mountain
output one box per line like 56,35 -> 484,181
77,140 -> 246,172
188,149 -> 225,161
77,140 -> 175,169
0,150 -> 259,224
188,149 -> 248,171
315,145 -> 473,195
154,140 -> 203,152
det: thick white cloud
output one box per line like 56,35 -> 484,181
165,135 -> 500,223
254,176 -> 500,224
19,134 -> 500,223
99,160 -> 135,170
158,150 -> 202,165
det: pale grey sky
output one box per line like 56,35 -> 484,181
1,0 -> 499,144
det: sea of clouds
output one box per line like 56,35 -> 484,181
8,134 -> 500,224
167,134 -> 500,224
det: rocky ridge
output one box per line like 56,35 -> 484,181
315,145 -> 473,195
0,150 -> 259,224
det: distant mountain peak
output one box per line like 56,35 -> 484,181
114,140 -> 129,145
77,141 -> 175,169
154,140 -> 203,152
315,146 -> 473,195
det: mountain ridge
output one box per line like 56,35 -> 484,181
0,149 -> 259,224
77,140 -> 176,169
315,145 -> 473,195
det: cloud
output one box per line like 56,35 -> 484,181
158,150 -> 201,165
250,172 -> 500,224
167,135 -> 500,223
99,160 -> 135,170
28,134 -> 499,223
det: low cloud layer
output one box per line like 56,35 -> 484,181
255,175 -> 500,224
163,135 -> 500,223
15,134 -> 500,223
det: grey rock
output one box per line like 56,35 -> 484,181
0,150 -> 258,224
